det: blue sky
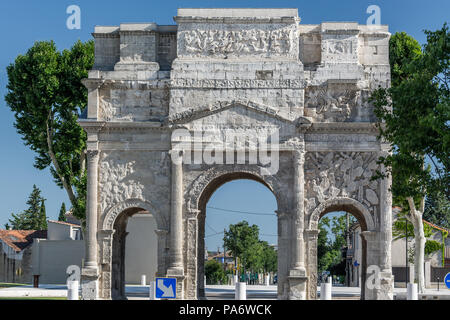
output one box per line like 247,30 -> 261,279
0,1 -> 448,250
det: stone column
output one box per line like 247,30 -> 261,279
167,149 -> 185,281
81,149 -> 100,300
276,210 -> 290,300
85,150 -> 100,269
305,229 -> 320,300
378,150 -> 394,299
290,149 -> 306,277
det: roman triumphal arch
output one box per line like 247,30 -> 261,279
79,8 -> 394,300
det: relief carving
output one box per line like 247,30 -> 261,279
99,154 -> 145,214
304,152 -> 379,215
305,87 -> 363,122
179,27 -> 296,58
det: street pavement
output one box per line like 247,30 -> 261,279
0,283 -> 449,300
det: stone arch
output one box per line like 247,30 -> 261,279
186,165 -> 283,298
102,198 -> 168,231
186,166 -> 288,214
99,198 -> 168,300
306,197 -> 374,300
308,197 -> 375,231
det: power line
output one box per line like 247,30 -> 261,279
260,233 -> 278,237
205,231 -> 224,238
205,221 -> 218,234
207,206 -> 276,216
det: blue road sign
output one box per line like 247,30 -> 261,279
444,272 -> 450,290
155,277 -> 177,299
353,260 -> 360,267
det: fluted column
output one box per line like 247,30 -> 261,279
291,149 -> 306,273
167,149 -> 184,275
85,149 -> 100,270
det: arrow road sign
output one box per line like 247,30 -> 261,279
444,272 -> 450,290
155,278 -> 177,299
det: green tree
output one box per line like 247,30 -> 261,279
39,199 -> 48,230
205,259 -> 227,285
388,32 -> 422,87
261,241 -> 277,274
370,25 -> 449,292
223,221 -> 260,275
424,191 -> 450,229
5,40 -> 94,223
317,214 -> 356,276
58,202 -> 67,222
8,185 -> 47,230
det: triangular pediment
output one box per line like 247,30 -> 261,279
168,100 -> 296,125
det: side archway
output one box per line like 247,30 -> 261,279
99,198 -> 168,300
306,197 -> 374,300
308,197 -> 376,231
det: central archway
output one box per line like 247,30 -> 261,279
193,170 -> 283,298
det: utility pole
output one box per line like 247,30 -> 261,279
223,228 -> 226,272
345,212 -> 350,287
405,218 -> 408,287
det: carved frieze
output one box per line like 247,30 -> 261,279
178,26 -> 298,59
304,152 -> 379,216
305,84 -> 374,122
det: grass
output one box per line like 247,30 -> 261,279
0,283 -> 28,289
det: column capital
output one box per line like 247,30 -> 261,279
169,149 -> 184,165
86,149 -> 100,160
81,78 -> 105,91
360,230 -> 378,241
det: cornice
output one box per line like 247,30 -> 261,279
303,122 -> 380,134
174,16 -> 300,24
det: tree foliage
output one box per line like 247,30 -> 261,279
205,259 -> 227,285
58,202 -> 67,222
317,214 -> 356,275
8,185 -> 47,230
223,221 -> 277,275
370,25 -> 449,291
5,40 -> 94,222
424,191 -> 450,228
370,25 -> 449,205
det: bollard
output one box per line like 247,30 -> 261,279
141,275 -> 147,286
233,275 -> 238,286
407,283 -> 418,300
320,277 -> 332,300
265,275 -> 270,286
149,281 -> 160,300
67,280 -> 79,300
235,282 -> 246,300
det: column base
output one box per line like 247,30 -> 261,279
287,274 -> 308,300
365,271 -> 394,300
163,273 -> 185,300
167,266 -> 185,276
81,267 -> 99,300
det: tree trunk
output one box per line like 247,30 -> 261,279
46,115 -> 77,206
407,197 -> 426,293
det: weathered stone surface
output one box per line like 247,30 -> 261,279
79,8 -> 393,300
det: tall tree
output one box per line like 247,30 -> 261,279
223,221 -> 260,276
5,40 -> 94,222
39,199 -> 48,230
370,25 -> 449,292
8,185 -> 47,230
58,202 -> 67,222
423,191 -> 450,229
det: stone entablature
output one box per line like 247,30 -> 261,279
79,8 -> 394,301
